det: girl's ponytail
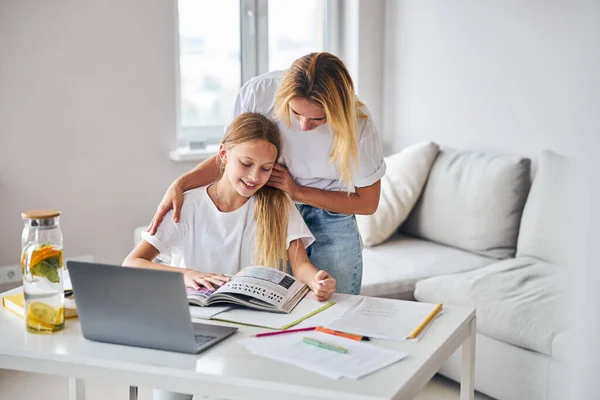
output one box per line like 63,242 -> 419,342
253,186 -> 290,269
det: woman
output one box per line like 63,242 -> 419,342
149,52 -> 385,295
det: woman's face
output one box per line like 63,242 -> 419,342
221,139 -> 277,198
289,98 -> 327,131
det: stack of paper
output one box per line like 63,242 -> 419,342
239,331 -> 407,379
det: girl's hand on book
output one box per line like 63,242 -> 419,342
183,270 -> 230,291
310,270 -> 336,301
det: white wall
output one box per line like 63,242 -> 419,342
0,0 -> 197,266
383,0 -> 599,159
337,0 -> 386,147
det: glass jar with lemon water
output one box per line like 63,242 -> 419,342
21,210 -> 65,333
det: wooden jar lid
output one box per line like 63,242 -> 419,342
21,209 -> 61,219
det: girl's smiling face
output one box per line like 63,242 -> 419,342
221,138 -> 278,197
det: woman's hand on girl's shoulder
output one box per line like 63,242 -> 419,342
310,270 -> 336,301
147,179 -> 185,235
183,270 -> 230,291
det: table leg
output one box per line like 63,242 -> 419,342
129,386 -> 139,400
68,378 -> 86,400
460,316 -> 476,400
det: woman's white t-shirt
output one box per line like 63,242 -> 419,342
141,186 -> 315,276
226,70 -> 387,193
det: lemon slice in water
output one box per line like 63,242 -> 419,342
27,302 -> 57,324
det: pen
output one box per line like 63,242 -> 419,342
254,326 -> 316,338
315,327 -> 370,341
302,337 -> 347,353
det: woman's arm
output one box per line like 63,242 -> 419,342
268,164 -> 381,215
295,181 -> 381,215
123,241 -> 229,290
287,239 -> 336,301
147,155 -> 221,234
178,155 -> 222,191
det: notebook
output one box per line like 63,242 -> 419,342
2,292 -> 78,319
212,296 -> 334,329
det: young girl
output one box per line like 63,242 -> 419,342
148,52 -> 385,295
123,112 -> 336,303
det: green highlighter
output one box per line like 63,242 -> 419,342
302,337 -> 348,353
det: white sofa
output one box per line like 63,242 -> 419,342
361,148 -> 570,400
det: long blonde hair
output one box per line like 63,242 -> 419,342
274,52 -> 367,191
218,112 -> 290,269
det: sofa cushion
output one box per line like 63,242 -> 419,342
517,150 -> 573,266
414,257 -> 569,356
401,148 -> 531,259
551,330 -> 573,364
361,233 -> 495,299
357,141 -> 439,247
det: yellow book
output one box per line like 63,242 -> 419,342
2,293 -> 78,319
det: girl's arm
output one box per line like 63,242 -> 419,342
147,155 -> 221,234
122,241 -> 229,290
287,239 -> 336,301
269,164 -> 381,215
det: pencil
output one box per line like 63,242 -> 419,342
254,326 -> 316,338
408,303 -> 443,339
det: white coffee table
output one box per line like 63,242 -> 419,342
0,289 -> 476,400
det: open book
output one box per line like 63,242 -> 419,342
186,266 -> 310,314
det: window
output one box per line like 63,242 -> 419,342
174,0 -> 337,159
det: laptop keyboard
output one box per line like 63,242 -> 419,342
195,334 -> 217,348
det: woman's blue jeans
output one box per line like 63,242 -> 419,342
296,204 -> 363,295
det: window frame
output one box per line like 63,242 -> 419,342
171,0 -> 340,161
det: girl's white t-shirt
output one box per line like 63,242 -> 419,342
226,70 -> 387,193
141,186 -> 315,276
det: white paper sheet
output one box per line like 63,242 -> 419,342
213,296 -> 334,329
294,293 -> 362,328
189,305 -> 230,320
329,297 -> 441,340
239,331 -> 407,379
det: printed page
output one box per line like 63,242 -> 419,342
215,266 -> 305,308
239,331 -> 407,380
185,286 -> 214,306
329,297 -> 441,340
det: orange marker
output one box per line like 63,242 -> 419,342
315,327 -> 370,341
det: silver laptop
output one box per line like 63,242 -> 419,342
67,261 -> 238,354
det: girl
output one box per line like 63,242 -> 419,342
148,52 -> 385,295
126,114 -> 335,400
124,112 -> 336,301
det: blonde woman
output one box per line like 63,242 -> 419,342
124,112 -> 335,299
148,52 -> 385,295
